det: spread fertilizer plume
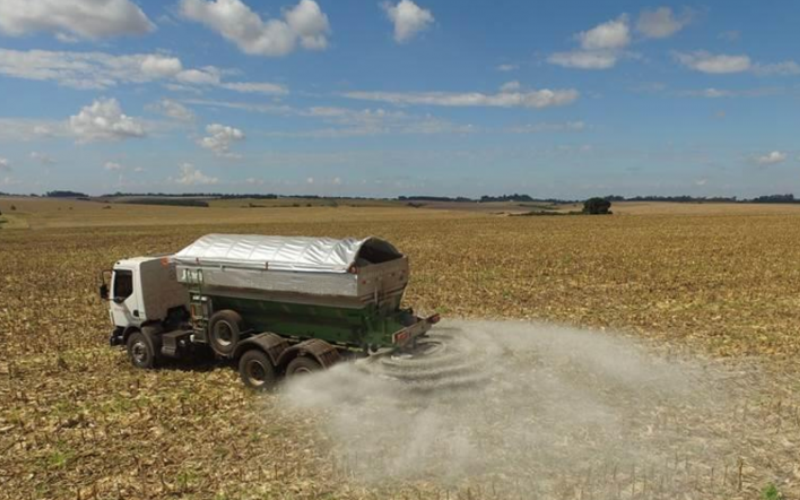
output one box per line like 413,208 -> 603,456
280,320 -> 758,498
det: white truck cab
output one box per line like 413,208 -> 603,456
102,256 -> 189,336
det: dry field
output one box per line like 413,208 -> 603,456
2,198 -> 800,499
0,197 -> 470,230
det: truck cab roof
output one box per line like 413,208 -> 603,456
115,255 -> 169,268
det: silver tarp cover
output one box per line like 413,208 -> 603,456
171,234 -> 399,273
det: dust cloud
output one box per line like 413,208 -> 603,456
279,320 -> 756,497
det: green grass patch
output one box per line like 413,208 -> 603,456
46,442 -> 76,469
762,483 -> 783,500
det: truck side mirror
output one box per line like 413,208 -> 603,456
99,284 -> 109,301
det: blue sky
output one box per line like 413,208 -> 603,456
0,0 -> 798,198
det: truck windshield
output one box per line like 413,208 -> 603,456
113,270 -> 133,300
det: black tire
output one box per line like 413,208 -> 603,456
286,356 -> 322,376
127,331 -> 156,369
238,349 -> 277,391
208,310 -> 243,357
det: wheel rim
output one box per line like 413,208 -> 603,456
246,359 -> 267,386
293,366 -> 313,375
132,340 -> 149,364
216,323 -> 233,346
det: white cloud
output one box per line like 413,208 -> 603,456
636,7 -> 693,39
180,0 -> 330,57
0,0 -> 155,40
0,175 -> 21,187
0,119 -> 69,142
343,83 -> 579,109
69,98 -> 146,143
507,121 -> 586,133
382,0 -> 434,43
0,49 -> 176,90
186,99 -> 476,137
499,81 -> 521,92
496,64 -> 519,72
140,54 -> 183,78
578,15 -> 630,50
285,0 -> 331,49
678,87 -> 786,99
754,151 -> 787,166
104,161 -> 124,171
0,49 -> 290,94
197,123 -> 245,157
548,50 -> 619,69
674,51 -> 799,77
183,98 -> 294,115
673,51 -> 751,74
175,67 -> 221,85
149,99 -> 195,121
219,82 -> 289,94
269,106 -> 475,138
753,61 -> 800,77
697,88 -> 733,98
174,162 -> 218,185
0,158 -> 11,171
30,151 -> 56,165
549,15 -> 630,70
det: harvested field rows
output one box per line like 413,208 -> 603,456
2,209 -> 800,499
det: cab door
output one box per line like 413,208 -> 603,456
110,268 -> 141,327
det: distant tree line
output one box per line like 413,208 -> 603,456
100,192 -> 386,200
3,190 -> 800,205
398,196 -> 474,202
102,191 -> 279,199
603,195 -> 740,203
479,194 -> 536,202
751,194 -> 795,204
400,194 -> 573,203
603,194 -> 800,204
46,190 -> 89,198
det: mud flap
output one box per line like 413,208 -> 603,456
278,338 -> 341,371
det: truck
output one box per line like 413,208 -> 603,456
100,234 -> 440,390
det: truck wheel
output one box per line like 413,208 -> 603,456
238,350 -> 277,391
127,331 -> 156,369
208,310 -> 243,357
286,356 -> 322,376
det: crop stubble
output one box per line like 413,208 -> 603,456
2,209 -> 800,498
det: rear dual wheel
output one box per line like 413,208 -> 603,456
238,350 -> 277,391
239,352 -> 323,391
286,356 -> 322,376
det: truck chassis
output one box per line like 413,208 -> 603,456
103,234 -> 440,390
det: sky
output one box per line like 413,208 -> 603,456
0,0 -> 798,198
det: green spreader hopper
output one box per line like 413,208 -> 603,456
171,234 -> 438,354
